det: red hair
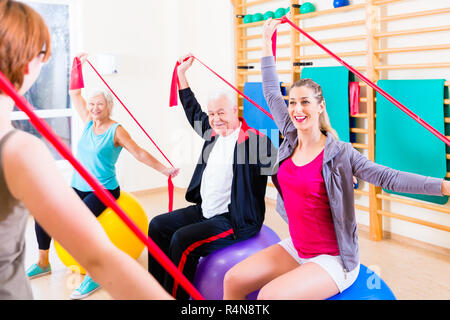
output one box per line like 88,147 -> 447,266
0,0 -> 51,93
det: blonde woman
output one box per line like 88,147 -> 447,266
223,18 -> 450,300
26,52 -> 179,299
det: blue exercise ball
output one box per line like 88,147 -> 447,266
334,0 -> 350,8
328,264 -> 396,300
192,225 -> 281,300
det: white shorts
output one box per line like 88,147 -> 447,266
278,237 -> 360,293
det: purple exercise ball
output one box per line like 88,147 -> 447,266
192,225 -> 281,300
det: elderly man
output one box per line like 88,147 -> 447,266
147,54 -> 277,299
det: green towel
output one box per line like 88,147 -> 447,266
376,79 -> 447,205
301,66 -> 350,142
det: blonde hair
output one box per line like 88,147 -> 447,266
290,79 -> 339,140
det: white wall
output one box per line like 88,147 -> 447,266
72,0 -> 449,248
74,0 -> 235,191
75,0 -> 181,192
173,0 -> 235,187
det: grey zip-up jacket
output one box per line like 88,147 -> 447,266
261,56 -> 444,273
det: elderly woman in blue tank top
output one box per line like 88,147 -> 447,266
27,53 -> 180,299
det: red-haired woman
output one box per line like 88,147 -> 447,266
0,0 -> 172,300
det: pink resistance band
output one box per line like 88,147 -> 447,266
0,70 -> 203,300
276,16 -> 450,146
349,82 -> 360,116
71,58 -> 175,212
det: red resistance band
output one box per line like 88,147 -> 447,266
69,57 -> 84,90
276,16 -> 450,146
170,56 -> 274,121
70,58 -> 175,212
0,70 -> 202,300
349,82 -> 360,116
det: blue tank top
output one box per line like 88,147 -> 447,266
71,120 -> 123,192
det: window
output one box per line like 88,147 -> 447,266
12,1 -> 74,161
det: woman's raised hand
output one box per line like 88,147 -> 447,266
262,18 -> 283,57
76,52 -> 88,64
263,18 -> 282,42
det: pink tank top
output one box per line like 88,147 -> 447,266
277,150 -> 340,258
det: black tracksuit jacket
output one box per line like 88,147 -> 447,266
179,88 -> 277,240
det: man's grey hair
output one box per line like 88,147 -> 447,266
207,88 -> 237,109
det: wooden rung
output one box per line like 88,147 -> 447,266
377,209 -> 450,232
354,189 -> 369,197
377,193 -> 450,215
238,69 -> 291,75
301,19 -> 366,33
296,51 -> 367,60
374,25 -> 450,38
351,113 -> 368,118
236,0 -> 273,9
375,62 -> 450,70
445,99 -> 450,105
373,0 -> 405,5
295,66 -> 367,73
239,43 -> 290,52
352,143 -> 369,149
297,35 -> 366,47
374,44 -> 450,54
350,128 -> 369,134
241,31 -> 290,41
380,7 -> 450,22
292,3 -> 365,20
446,81 -> 450,86
237,20 -> 264,28
355,204 -> 370,212
447,173 -> 450,179
238,56 -> 291,64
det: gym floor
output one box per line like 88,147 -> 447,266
25,188 -> 450,300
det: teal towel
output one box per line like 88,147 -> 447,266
301,66 -> 350,142
376,79 -> 447,205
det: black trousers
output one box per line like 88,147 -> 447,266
147,204 -> 238,299
34,187 -> 121,250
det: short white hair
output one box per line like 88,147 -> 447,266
207,88 -> 237,109
88,89 -> 114,115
